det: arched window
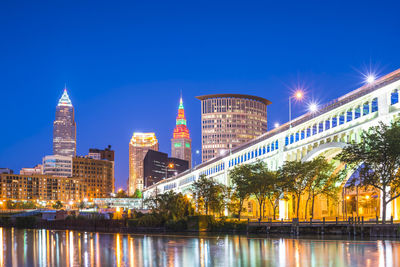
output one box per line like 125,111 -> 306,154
312,124 -> 317,135
354,106 -> 361,119
285,137 -> 289,146
295,132 -> 299,142
332,117 -> 337,127
371,98 -> 378,112
275,140 -> 279,150
339,113 -> 345,125
363,102 -> 370,116
325,119 -> 330,130
267,145 -> 270,153
290,134 -> 294,144
346,109 -> 353,122
306,127 -> 311,137
391,90 -> 399,105
319,122 -> 323,133
301,130 -> 305,140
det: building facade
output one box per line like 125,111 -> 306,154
72,156 -> 114,200
20,165 -> 43,175
0,174 -> 85,203
89,145 -> 115,161
196,94 -> 271,162
143,150 -> 189,188
42,155 -> 73,177
128,133 -> 159,194
53,89 -> 76,157
171,97 -> 192,168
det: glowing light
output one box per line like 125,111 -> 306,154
366,75 -> 376,84
58,89 -> 73,107
83,198 -> 88,202
365,195 -> 370,200
346,196 -> 350,200
69,201 -> 74,205
294,90 -> 303,100
274,122 -> 280,128
118,188 -> 123,192
116,207 -> 121,213
308,103 -> 318,112
196,150 -> 200,154
185,193 -> 193,200
168,163 -> 174,169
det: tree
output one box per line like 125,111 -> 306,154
132,189 -> 142,198
279,160 -> 316,219
229,164 -> 253,219
249,161 -> 280,220
303,156 -> 344,220
52,200 -> 63,210
116,189 -> 128,198
336,121 -> 400,223
191,175 -> 224,215
145,191 -> 193,221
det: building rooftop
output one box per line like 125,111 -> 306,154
196,94 -> 272,106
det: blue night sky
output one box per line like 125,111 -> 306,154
0,0 -> 399,189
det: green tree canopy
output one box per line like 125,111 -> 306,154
337,121 -> 400,223
191,175 -> 224,215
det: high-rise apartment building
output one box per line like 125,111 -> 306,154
171,97 -> 192,168
53,89 -> 76,157
196,94 -> 271,162
128,133 -> 159,194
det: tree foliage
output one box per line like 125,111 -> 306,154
337,121 -> 400,223
145,191 -> 194,221
52,200 -> 63,210
191,175 -> 225,215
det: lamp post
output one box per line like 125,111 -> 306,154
165,163 -> 175,179
289,90 -> 304,128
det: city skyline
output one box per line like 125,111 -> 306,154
1,1 -> 400,190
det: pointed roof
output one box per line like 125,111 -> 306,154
58,88 -> 73,107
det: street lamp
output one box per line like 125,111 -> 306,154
289,90 -> 304,128
165,163 -> 175,179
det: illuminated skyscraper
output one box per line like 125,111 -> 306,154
171,97 -> 192,168
53,88 -> 76,157
128,133 -> 159,194
196,94 -> 271,162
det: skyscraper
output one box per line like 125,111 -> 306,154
171,96 -> 192,168
53,88 -> 76,157
128,132 -> 159,194
196,94 -> 271,162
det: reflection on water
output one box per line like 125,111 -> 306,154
0,228 -> 399,266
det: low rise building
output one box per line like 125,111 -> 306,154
72,156 -> 114,200
0,173 -> 85,203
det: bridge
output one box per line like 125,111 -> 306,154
143,68 -> 400,221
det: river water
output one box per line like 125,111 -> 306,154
0,227 -> 399,266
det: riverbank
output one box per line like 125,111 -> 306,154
1,215 -> 400,237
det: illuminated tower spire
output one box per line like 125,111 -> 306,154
171,94 -> 192,168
